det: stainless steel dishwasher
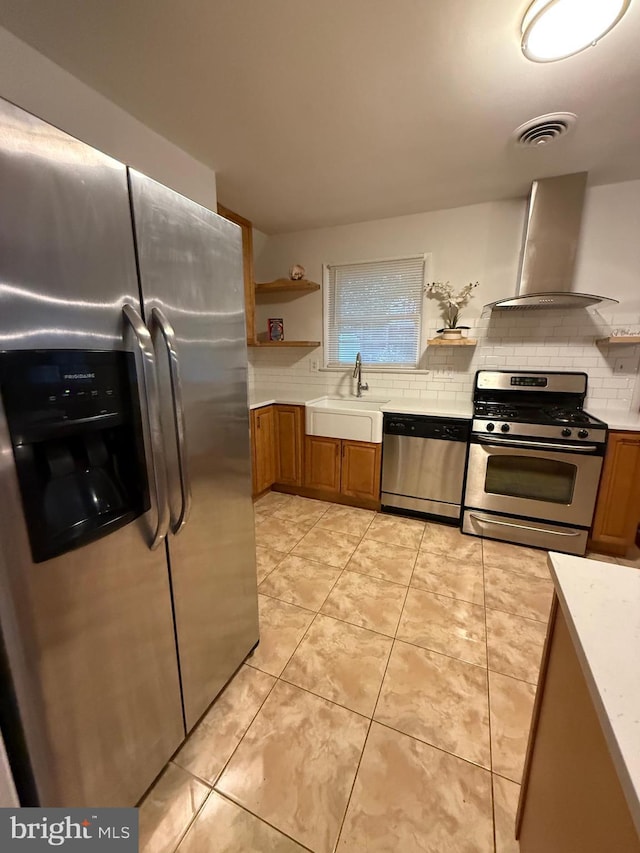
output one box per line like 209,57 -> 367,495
381,414 -> 470,523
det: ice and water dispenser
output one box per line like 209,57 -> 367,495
0,350 -> 149,562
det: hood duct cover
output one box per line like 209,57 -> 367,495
487,172 -> 618,311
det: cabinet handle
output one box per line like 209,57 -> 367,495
342,444 -> 345,457
257,415 -> 261,429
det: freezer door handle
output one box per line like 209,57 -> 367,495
123,303 -> 170,549
151,307 -> 192,534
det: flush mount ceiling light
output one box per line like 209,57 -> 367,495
521,0 -> 631,62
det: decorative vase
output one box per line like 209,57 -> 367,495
441,328 -> 464,340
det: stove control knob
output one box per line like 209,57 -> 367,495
501,423 -> 510,433
486,422 -> 495,432
578,429 -> 589,439
562,428 -> 572,438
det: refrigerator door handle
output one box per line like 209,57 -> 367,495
151,307 -> 192,534
123,303 -> 170,549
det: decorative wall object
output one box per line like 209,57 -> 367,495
425,281 -> 480,330
268,318 -> 284,341
289,264 -> 305,280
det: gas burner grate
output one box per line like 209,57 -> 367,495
545,407 -> 591,425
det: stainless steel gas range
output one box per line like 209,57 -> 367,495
463,370 -> 608,556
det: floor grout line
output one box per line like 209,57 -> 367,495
249,602 -> 398,642
482,539 -> 499,853
333,584 -> 399,852
261,547 -> 551,625
371,718 -> 494,774
203,669 -> 280,790
161,496 -> 551,851
168,759 -> 214,792
210,789 -> 316,852
332,718 -> 373,852
254,580 -> 546,682
168,788 -> 214,853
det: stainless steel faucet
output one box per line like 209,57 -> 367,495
353,352 -> 369,397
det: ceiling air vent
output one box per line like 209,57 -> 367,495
513,112 -> 577,147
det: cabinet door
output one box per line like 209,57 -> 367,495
590,431 -> 640,555
304,436 -> 341,492
275,405 -> 304,486
251,406 -> 276,495
341,440 -> 382,501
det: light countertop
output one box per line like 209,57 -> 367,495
589,407 -> 640,432
380,398 -> 472,419
248,388 -> 322,409
547,553 -> 640,836
249,389 -> 473,419
249,392 -> 639,429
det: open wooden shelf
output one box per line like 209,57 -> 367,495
596,336 -> 640,345
249,340 -> 321,348
255,279 -> 320,295
427,337 -> 477,346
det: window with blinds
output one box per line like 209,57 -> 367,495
324,256 -> 426,368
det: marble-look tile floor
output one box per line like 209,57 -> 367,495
139,492 -> 631,853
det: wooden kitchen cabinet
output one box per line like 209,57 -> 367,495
274,405 -> 304,486
341,440 -> 382,501
251,405 -> 276,495
251,404 -> 305,496
590,430 -> 640,556
304,436 -> 342,492
304,435 -> 381,504
252,405 -> 382,507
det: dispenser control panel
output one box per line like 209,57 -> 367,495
0,350 -> 131,439
0,348 -> 147,562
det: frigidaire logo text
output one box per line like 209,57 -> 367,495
63,373 -> 95,380
10,814 -> 131,846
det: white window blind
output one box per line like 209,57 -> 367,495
325,256 -> 425,368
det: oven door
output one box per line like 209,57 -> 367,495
465,436 -> 603,527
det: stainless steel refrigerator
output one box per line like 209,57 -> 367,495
0,97 -> 259,807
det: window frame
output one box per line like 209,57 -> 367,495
322,253 -> 431,370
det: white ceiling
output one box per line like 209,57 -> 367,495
1,0 -> 639,234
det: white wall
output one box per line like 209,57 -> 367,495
0,27 -> 217,210
574,180 -> 640,310
251,182 -> 640,413
254,198 -> 525,343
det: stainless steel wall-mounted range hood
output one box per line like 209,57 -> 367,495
486,172 -> 618,311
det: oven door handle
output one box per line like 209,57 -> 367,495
469,513 -> 582,538
476,435 -> 599,453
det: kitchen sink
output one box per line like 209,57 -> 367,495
305,396 -> 390,443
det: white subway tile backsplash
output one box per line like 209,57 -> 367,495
249,319 -> 639,414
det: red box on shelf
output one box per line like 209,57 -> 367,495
268,318 -> 284,341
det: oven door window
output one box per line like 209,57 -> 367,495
485,454 -> 577,504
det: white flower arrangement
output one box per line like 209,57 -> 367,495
425,280 -> 479,329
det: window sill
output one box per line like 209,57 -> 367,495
319,367 -> 431,374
